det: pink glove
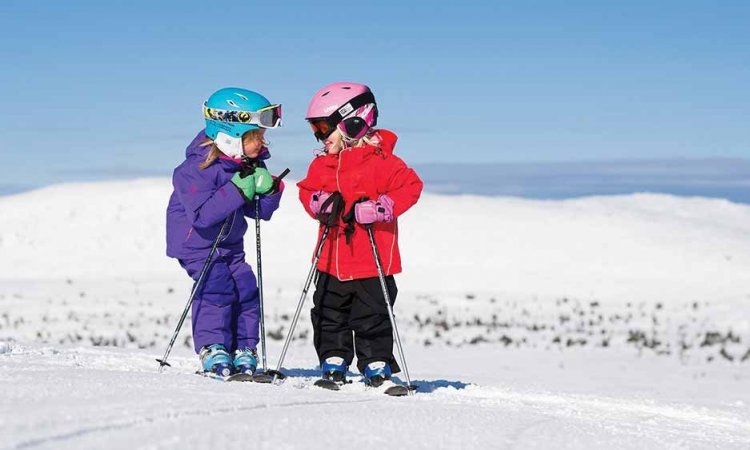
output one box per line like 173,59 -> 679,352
355,195 -> 394,224
309,191 -> 334,215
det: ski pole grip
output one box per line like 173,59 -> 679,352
271,168 -> 291,194
277,168 -> 291,182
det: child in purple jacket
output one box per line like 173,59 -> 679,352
166,87 -> 283,376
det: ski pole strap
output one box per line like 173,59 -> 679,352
317,191 -> 345,228
239,156 -> 260,177
342,196 -> 369,244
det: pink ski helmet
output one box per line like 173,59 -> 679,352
306,82 -> 378,141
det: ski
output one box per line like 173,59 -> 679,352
313,378 -> 341,391
229,373 -> 255,382
383,384 -> 409,396
310,377 -> 413,396
251,372 -> 274,384
196,371 -> 254,382
366,378 -> 415,396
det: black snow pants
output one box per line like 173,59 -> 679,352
311,271 -> 400,374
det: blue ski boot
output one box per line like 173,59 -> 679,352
321,356 -> 348,383
363,361 -> 392,387
313,356 -> 348,390
199,344 -> 233,377
233,348 -> 258,375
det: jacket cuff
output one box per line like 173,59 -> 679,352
227,181 -> 253,204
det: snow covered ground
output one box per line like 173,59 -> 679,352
2,343 -> 749,449
1,178 -> 749,449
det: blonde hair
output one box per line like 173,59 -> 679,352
198,129 -> 269,170
343,128 -> 378,149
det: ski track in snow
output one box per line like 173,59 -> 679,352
12,398 -> 379,450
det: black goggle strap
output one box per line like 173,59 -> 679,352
324,91 -> 376,126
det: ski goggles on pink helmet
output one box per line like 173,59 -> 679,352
203,103 -> 282,128
307,92 -> 378,141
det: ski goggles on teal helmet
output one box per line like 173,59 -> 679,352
203,103 -> 282,129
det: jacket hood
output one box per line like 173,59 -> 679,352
185,130 -> 211,159
369,129 -> 398,155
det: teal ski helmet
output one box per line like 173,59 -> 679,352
203,87 -> 281,140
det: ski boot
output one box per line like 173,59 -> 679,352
199,344 -> 233,377
364,361 -> 409,396
233,348 -> 258,375
363,361 -> 392,387
321,356 -> 348,383
314,356 -> 348,390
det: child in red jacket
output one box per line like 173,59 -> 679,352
297,82 -> 423,387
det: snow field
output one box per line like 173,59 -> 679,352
1,179 -> 750,448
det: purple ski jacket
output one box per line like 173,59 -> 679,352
166,130 -> 283,260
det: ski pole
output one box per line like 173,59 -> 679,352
254,197 -> 268,376
252,168 -> 290,383
271,224 -> 331,384
365,226 -> 414,394
157,217 -> 231,372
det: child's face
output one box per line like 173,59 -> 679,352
324,129 -> 343,155
242,129 -> 266,158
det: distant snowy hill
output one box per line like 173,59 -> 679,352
413,158 -> 750,203
1,179 -> 749,449
3,178 -> 750,298
4,156 -> 750,202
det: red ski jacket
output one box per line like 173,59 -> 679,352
297,130 -> 423,280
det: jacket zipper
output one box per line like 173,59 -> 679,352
335,150 -> 343,279
335,149 -> 357,280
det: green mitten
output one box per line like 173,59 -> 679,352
253,168 -> 274,195
231,171 -> 256,199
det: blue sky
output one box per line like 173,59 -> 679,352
1,1 -> 749,193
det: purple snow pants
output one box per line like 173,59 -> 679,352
179,252 -> 259,354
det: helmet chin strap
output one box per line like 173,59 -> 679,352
214,132 -> 244,159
